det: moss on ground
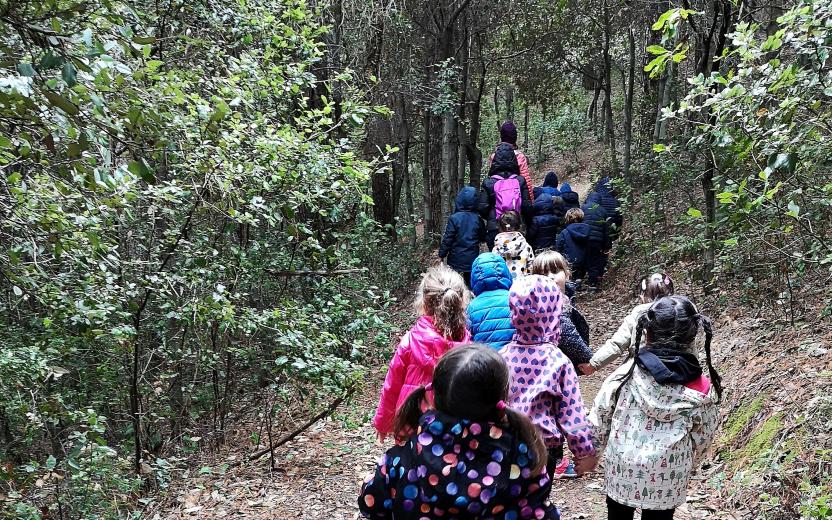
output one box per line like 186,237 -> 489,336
720,394 -> 765,448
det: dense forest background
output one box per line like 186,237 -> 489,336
1,0 -> 830,517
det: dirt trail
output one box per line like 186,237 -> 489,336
154,147 -> 724,519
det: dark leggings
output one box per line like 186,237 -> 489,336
545,446 -> 564,482
606,496 -> 675,520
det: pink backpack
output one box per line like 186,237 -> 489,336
492,174 -> 522,219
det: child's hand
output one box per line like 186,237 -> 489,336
376,432 -> 387,445
574,454 -> 598,475
578,363 -> 596,375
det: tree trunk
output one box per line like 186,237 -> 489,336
422,110 -> 434,237
523,103 -> 530,151
505,86 -> 515,122
622,27 -> 636,181
602,3 -> 619,173
537,101 -> 548,166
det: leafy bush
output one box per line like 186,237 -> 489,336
0,0 -> 416,516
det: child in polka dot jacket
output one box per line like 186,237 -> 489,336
359,344 -> 561,519
499,275 -> 598,482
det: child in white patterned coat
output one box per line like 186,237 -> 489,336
589,295 -> 721,520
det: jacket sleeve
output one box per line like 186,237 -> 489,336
690,401 -> 719,463
438,216 -> 457,259
589,362 -> 630,450
521,241 -> 535,275
358,449 -> 399,518
590,307 -> 639,369
517,152 -> 533,199
553,361 -> 595,459
478,182 -> 491,219
555,231 -> 565,253
372,337 -> 410,435
557,315 -> 593,367
527,219 -> 538,245
518,177 -> 532,223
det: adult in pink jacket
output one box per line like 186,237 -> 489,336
372,266 -> 472,439
488,121 -> 534,199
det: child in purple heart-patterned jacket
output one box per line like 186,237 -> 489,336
499,275 -> 597,483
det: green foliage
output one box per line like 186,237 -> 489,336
0,0 -> 415,516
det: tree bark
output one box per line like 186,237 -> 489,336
622,27 -> 636,181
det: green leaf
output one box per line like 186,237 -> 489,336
128,159 -> 155,183
652,143 -> 666,152
133,35 -> 156,44
146,60 -> 164,72
45,455 -> 57,470
17,63 -> 36,77
652,9 -> 673,31
43,91 -> 79,116
62,62 -> 77,87
647,45 -> 667,55
787,200 -> 800,218
687,208 -> 703,219
12,286 -> 23,297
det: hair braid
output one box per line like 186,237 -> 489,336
700,316 -> 723,401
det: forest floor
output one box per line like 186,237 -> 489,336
150,144 -> 739,519
151,281 -> 733,519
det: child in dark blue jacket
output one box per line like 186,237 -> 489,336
439,186 -> 485,286
556,208 -> 591,277
527,193 -> 561,252
559,182 -> 580,211
534,171 -> 561,198
580,193 -> 610,288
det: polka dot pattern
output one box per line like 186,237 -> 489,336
358,411 -> 560,519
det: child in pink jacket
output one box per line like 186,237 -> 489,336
372,265 -> 471,441
499,275 -> 597,482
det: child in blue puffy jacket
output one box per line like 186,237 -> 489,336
439,186 -> 485,287
466,253 -> 514,350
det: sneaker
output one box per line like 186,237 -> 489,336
552,457 -> 578,479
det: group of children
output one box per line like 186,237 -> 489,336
438,120 -> 623,290
360,259 -> 721,520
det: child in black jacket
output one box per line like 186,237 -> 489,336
527,193 -> 561,252
439,186 -> 485,286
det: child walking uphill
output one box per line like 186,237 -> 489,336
438,186 -> 485,287
590,295 -> 721,519
492,211 -> 534,278
499,275 -> 597,483
579,273 -> 674,376
372,266 -> 471,441
530,252 -> 592,371
359,344 -> 560,519
467,253 -> 515,350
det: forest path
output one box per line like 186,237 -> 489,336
154,149 -> 723,519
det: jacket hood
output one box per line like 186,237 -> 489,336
500,121 -> 518,146
544,171 -> 559,188
509,275 -> 563,345
489,143 -> 520,177
406,410 -> 545,512
565,222 -> 590,240
533,193 -> 555,215
626,363 -> 716,422
596,177 -> 616,196
560,182 -> 573,193
493,231 -> 528,257
470,253 -> 512,295
454,186 -> 478,212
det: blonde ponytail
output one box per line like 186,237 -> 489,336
415,265 -> 469,341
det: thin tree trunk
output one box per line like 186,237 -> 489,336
537,102 -> 548,166
622,27 -> 636,181
523,103 -> 530,151
602,3 -> 619,173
